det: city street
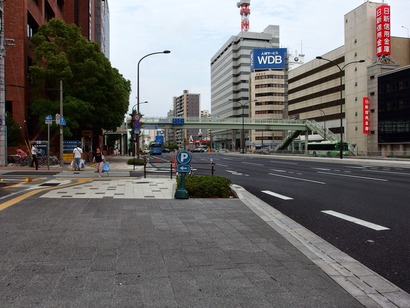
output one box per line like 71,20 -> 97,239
189,153 -> 410,294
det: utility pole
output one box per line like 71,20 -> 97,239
0,1 -> 6,166
59,79 -> 64,166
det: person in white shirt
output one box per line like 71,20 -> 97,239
73,144 -> 83,171
30,144 -> 39,170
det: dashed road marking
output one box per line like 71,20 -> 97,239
322,210 -> 390,231
317,171 -> 388,182
262,190 -> 293,200
268,173 -> 326,184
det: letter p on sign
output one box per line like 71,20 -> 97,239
177,150 -> 192,165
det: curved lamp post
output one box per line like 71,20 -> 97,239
316,56 -> 365,159
230,99 -> 257,154
402,26 -> 409,38
136,50 -> 170,159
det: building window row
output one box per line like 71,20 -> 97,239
255,84 -> 285,89
256,101 -> 284,106
255,75 -> 285,80
256,92 -> 284,97
255,110 -> 283,115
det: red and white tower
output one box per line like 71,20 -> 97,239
237,0 -> 251,32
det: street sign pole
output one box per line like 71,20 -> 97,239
47,123 -> 50,170
174,150 -> 192,199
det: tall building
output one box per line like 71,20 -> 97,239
95,0 -> 110,58
249,68 -> 287,149
173,90 -> 200,147
4,0 -> 109,138
288,1 -> 410,156
210,25 -> 280,150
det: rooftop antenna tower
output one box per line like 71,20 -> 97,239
237,0 -> 251,31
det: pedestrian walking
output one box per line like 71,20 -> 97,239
73,144 -> 83,171
30,143 -> 39,170
93,147 -> 105,177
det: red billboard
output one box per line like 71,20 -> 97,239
363,97 -> 370,134
376,5 -> 391,57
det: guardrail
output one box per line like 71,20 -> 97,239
143,157 -> 215,179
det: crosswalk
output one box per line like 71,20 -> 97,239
40,179 -> 175,199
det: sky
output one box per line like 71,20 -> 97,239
109,0 -> 410,117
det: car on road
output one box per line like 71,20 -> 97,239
254,149 -> 272,155
192,147 -> 206,153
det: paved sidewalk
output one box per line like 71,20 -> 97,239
1,155 -> 410,307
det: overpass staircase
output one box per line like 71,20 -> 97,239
275,120 -> 357,155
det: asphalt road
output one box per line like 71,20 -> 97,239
189,153 -> 410,294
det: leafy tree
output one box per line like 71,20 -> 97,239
29,18 -> 131,138
6,113 -> 22,147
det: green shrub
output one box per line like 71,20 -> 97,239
127,158 -> 145,165
178,175 -> 232,198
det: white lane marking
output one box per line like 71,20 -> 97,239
262,190 -> 293,200
270,161 -> 298,165
322,210 -> 390,231
242,162 -> 264,166
226,170 -> 249,176
317,171 -> 388,182
313,168 -> 331,171
218,164 -> 228,167
270,169 -> 287,173
364,169 -> 410,176
268,173 -> 326,185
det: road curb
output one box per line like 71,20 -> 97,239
231,184 -> 410,308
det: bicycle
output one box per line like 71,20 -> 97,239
14,156 -> 31,166
175,168 -> 196,178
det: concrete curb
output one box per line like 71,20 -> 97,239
231,184 -> 410,308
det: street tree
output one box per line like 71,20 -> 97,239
29,18 -> 131,139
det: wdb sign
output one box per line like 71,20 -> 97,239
251,48 -> 287,71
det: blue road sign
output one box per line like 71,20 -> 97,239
172,118 -> 185,125
60,117 -> 66,126
133,122 -> 141,129
177,164 -> 191,173
176,150 -> 192,165
45,115 -> 53,125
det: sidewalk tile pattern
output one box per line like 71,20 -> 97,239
0,197 -> 363,307
40,179 -> 175,199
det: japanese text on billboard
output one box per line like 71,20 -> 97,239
376,5 -> 391,57
363,97 -> 370,134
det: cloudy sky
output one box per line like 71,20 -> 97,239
109,0 -> 410,117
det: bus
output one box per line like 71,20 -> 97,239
149,142 -> 163,155
307,141 -> 349,157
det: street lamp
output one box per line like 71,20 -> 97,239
402,26 -> 410,38
136,50 -> 170,159
239,101 -> 247,154
319,109 -> 326,131
316,56 -> 365,159
230,99 -> 257,154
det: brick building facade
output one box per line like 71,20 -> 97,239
4,0 -> 108,140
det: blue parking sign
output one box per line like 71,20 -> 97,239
176,150 -> 192,165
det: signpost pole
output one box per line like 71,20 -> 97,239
174,150 -> 191,199
47,123 -> 50,170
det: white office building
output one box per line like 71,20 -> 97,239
210,25 -> 280,149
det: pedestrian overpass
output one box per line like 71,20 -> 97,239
141,117 -> 354,154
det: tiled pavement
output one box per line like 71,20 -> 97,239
1,155 -> 410,307
40,178 -> 175,199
